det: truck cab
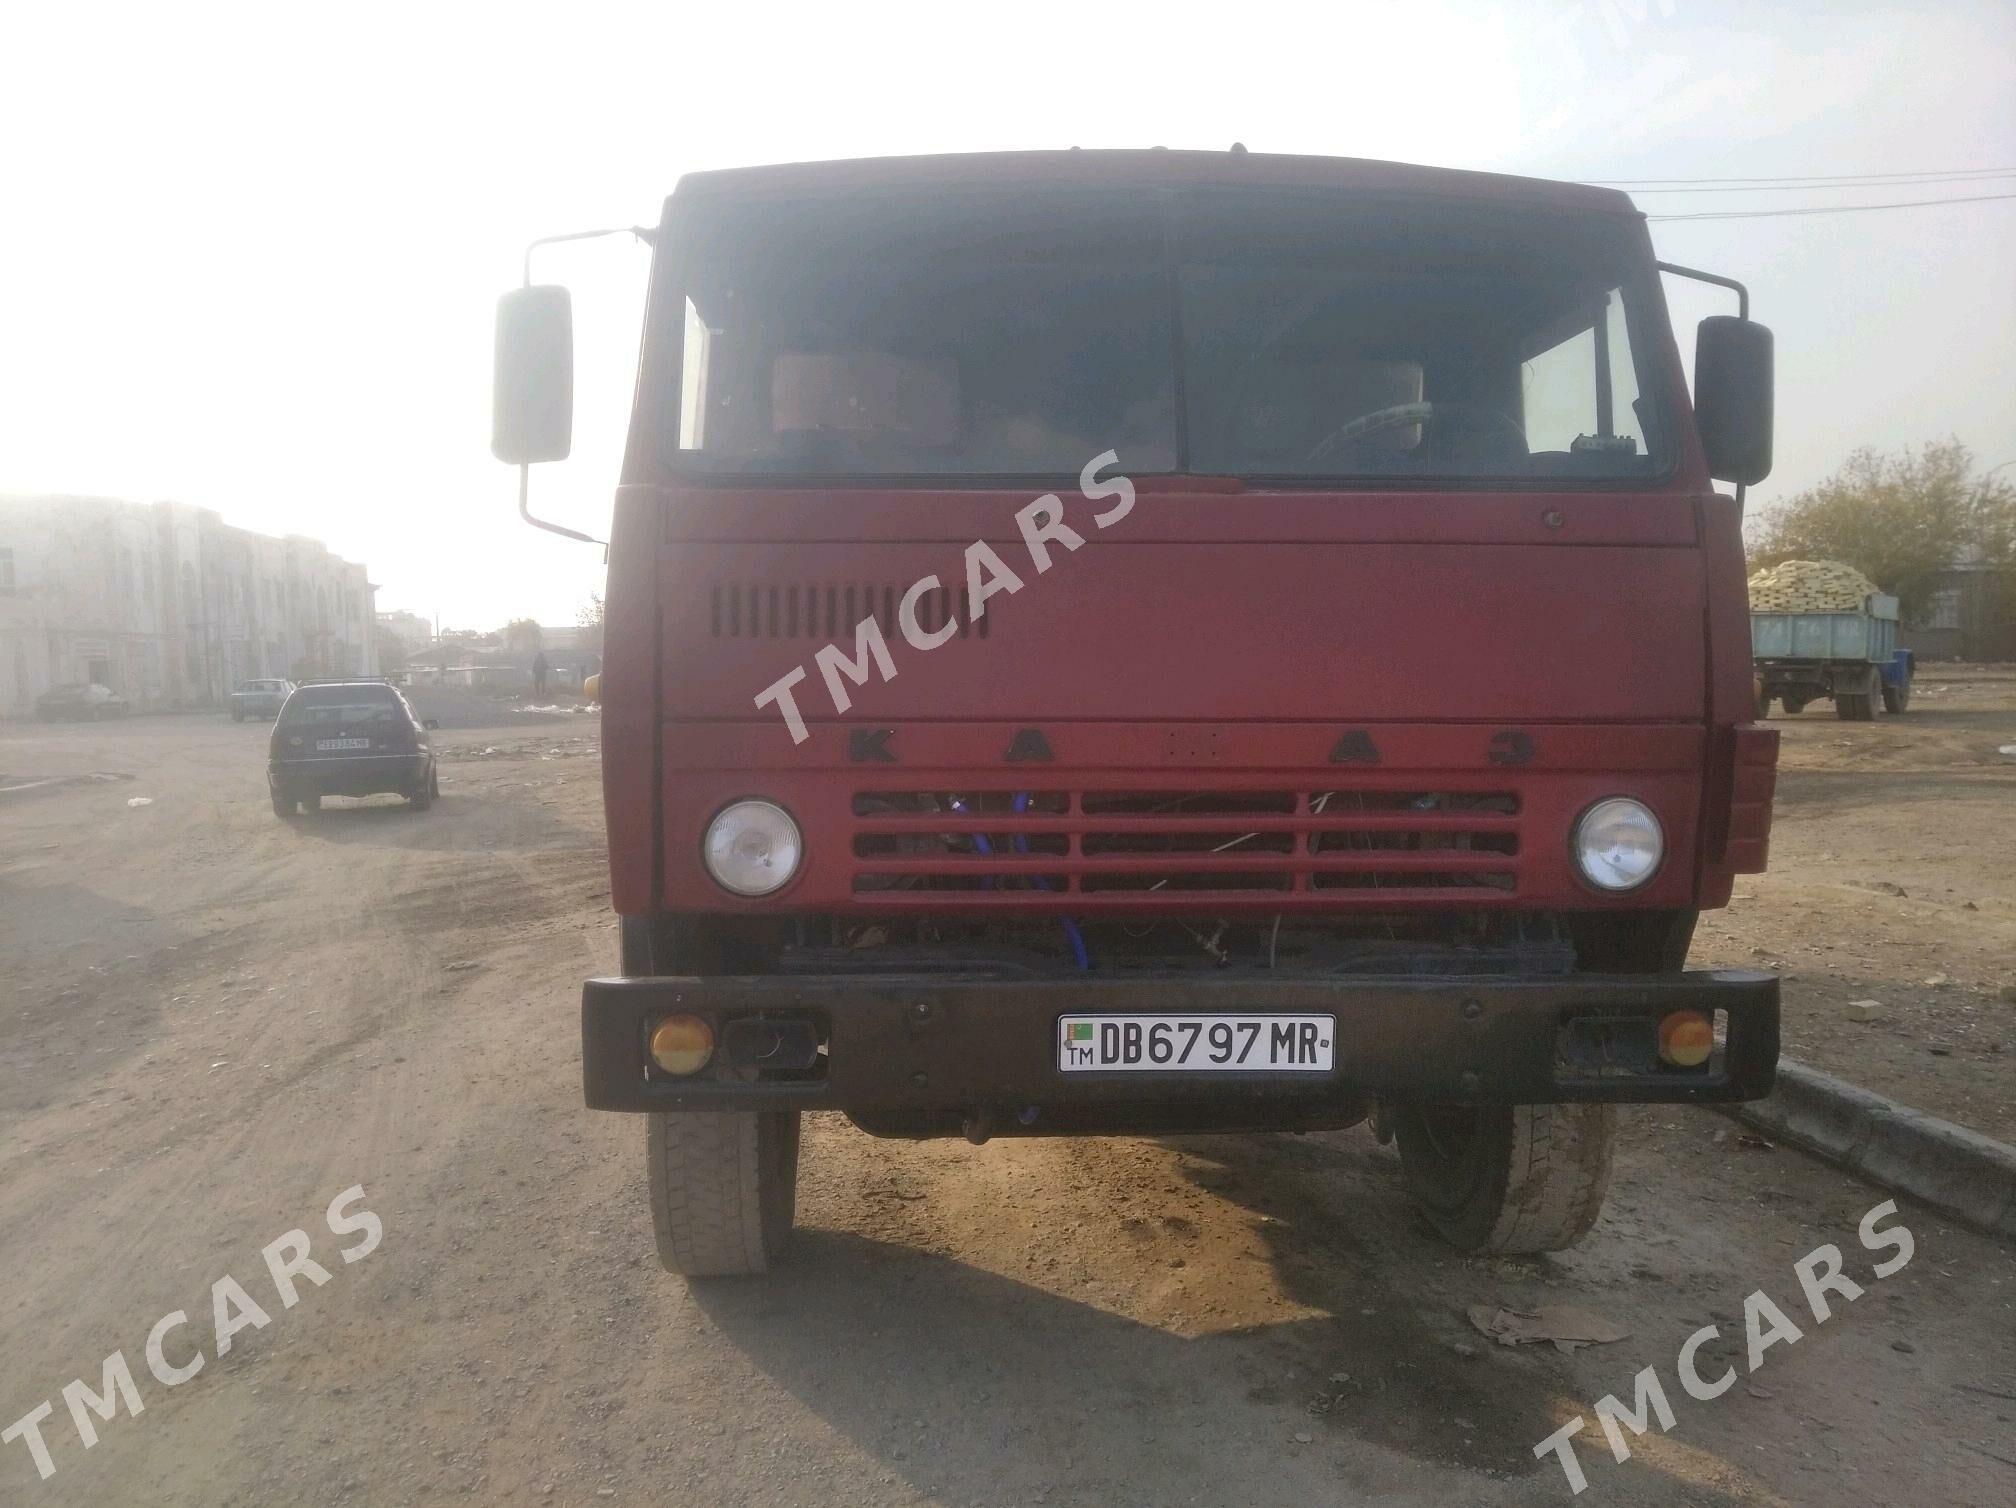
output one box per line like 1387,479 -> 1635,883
494,150 -> 1781,1276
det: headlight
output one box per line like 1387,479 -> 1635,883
702,799 -> 803,896
1573,798 -> 1664,891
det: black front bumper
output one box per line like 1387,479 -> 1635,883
581,969 -> 1779,1114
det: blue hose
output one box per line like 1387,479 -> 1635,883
946,796 -> 997,890
1060,915 -> 1090,969
1014,791 -> 1089,969
947,795 -> 993,856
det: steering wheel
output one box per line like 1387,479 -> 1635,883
1306,401 -> 1527,465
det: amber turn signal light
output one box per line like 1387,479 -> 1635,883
1657,1009 -> 1714,1069
649,1014 -> 715,1076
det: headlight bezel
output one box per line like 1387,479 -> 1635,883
701,798 -> 804,898
1570,796 -> 1665,894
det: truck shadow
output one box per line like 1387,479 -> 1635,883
691,1131 -> 1762,1506
280,791 -> 590,854
1771,703 -> 2016,728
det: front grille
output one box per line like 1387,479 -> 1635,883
710,582 -> 990,640
849,788 -> 1521,899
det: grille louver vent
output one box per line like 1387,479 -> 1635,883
848,788 -> 1521,900
709,582 -> 990,640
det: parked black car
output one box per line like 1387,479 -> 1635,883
268,681 -> 439,817
35,682 -> 130,721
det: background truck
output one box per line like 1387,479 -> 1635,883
1749,559 -> 1914,720
493,149 -> 1783,1277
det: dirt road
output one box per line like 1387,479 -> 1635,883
3,710 -> 2012,1507
1697,668 -> 2016,1140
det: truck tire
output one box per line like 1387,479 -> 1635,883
271,790 -> 296,818
1781,694 -> 1809,715
1393,1102 -> 1615,1253
646,1109 -> 800,1276
1881,674 -> 1910,714
1754,690 -> 1773,719
1835,668 -> 1879,722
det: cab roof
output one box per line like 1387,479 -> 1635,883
666,149 -> 1638,219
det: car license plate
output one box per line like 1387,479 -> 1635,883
317,737 -> 371,750
1058,1014 -> 1335,1073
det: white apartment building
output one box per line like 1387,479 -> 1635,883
0,495 -> 376,717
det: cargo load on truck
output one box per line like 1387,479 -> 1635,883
1746,559 -> 1879,613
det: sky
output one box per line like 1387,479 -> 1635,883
4,0 -> 2012,630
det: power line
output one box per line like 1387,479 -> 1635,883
1621,171 -> 2016,195
1591,166 -> 2016,186
1649,191 -> 2016,221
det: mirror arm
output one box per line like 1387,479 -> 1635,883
523,226 -> 655,287
1656,260 -> 1754,509
518,464 -> 606,551
1656,260 -> 1749,321
512,226 -> 652,550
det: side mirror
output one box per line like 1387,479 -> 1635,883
492,286 -> 574,464
1693,315 -> 1773,486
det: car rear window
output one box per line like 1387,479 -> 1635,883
282,687 -> 402,725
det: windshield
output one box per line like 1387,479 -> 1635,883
664,188 -> 1668,483
673,191 -> 1174,477
282,687 -> 401,726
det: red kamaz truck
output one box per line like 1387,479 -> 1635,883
493,150 -> 1781,1276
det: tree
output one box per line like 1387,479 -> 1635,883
577,591 -> 604,655
1748,439 -> 2015,621
503,617 -> 545,655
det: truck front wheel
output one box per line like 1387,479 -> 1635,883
1392,1102 -> 1615,1253
646,1109 -> 800,1276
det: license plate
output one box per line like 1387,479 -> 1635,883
1058,1014 -> 1335,1073
317,737 -> 371,750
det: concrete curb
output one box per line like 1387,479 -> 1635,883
1728,1057 -> 2016,1241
